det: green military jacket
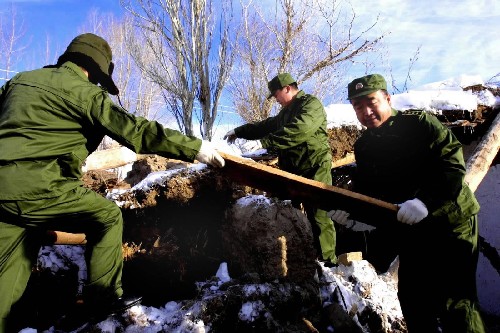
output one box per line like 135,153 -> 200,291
0,61 -> 202,200
234,90 -> 332,175
354,109 -> 479,222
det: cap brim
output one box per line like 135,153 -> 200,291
100,75 -> 119,95
347,88 -> 380,100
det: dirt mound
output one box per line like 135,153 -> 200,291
328,125 -> 362,161
223,196 -> 317,282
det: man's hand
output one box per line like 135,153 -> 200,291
195,140 -> 225,168
223,129 -> 237,144
327,209 -> 376,232
327,210 -> 350,225
396,198 -> 428,224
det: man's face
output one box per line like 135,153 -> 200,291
273,86 -> 294,107
351,90 -> 392,128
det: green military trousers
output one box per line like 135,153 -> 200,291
0,186 -> 124,333
301,161 -> 337,264
397,214 -> 485,333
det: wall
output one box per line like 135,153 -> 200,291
475,164 -> 500,315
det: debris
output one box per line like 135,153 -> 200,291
338,252 -> 363,266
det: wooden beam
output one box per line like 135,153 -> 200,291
82,146 -> 148,172
45,230 -> 87,245
465,109 -> 500,192
218,152 -> 398,227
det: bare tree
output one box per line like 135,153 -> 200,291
0,5 -> 27,82
229,1 -> 276,124
486,72 -> 500,86
389,45 -> 421,94
230,0 -> 387,122
121,0 -> 235,140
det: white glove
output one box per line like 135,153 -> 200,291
195,140 -> 225,168
396,198 -> 428,224
327,210 -> 350,225
241,140 -> 263,153
223,129 -> 237,144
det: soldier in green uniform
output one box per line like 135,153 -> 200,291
223,73 -> 337,266
329,74 -> 485,332
0,33 -> 224,332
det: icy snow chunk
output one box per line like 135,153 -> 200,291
239,300 -> 265,322
318,259 -> 403,331
235,194 -> 271,208
216,262 -> 231,283
242,284 -> 271,297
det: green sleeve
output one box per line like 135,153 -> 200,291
88,93 -> 202,162
234,116 -> 280,140
416,113 -> 467,211
260,96 -> 325,149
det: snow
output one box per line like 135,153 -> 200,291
23,75 -> 500,331
37,246 -> 87,294
319,259 -> 402,332
107,163 -> 209,208
235,194 -> 272,208
238,301 -> 265,322
325,104 -> 362,129
323,74 -> 500,132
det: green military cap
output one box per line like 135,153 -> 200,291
62,33 -> 119,95
347,74 -> 387,100
267,73 -> 296,98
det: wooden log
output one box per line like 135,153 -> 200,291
45,230 -> 87,245
465,109 -> 500,192
218,152 -> 398,227
82,146 -> 146,172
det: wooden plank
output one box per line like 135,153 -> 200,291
218,152 -> 398,227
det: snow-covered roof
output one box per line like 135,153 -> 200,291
324,75 -> 500,130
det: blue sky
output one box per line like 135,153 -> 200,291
352,0 -> 500,88
2,0 -> 122,60
2,0 -> 500,89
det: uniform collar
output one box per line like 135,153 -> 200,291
283,90 -> 305,109
60,61 -> 90,82
366,108 -> 400,133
